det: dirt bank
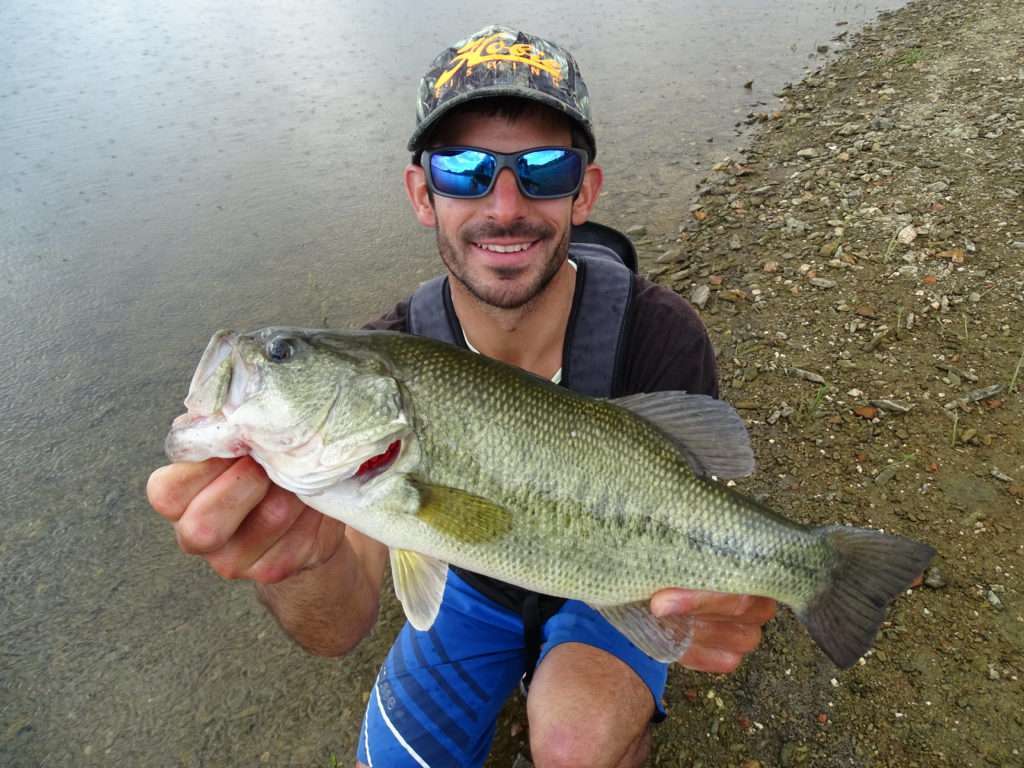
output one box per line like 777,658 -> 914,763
493,0 -> 1024,764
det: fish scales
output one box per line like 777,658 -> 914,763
363,333 -> 828,606
166,328 -> 936,667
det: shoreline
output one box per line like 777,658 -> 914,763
496,0 -> 1024,764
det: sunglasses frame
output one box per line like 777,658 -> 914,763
421,146 -> 588,200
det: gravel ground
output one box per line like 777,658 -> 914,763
492,0 -> 1024,764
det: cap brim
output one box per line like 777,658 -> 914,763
407,86 -> 596,160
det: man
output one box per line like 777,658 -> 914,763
148,25 -> 776,768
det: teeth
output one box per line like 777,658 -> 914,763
476,242 -> 532,253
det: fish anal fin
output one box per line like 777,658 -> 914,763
412,479 -> 514,544
595,600 -> 695,663
390,548 -> 448,631
610,392 -> 755,479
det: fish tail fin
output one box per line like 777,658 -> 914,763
797,526 -> 935,668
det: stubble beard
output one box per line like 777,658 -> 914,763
436,221 -> 569,311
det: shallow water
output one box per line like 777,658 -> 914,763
0,0 -> 902,764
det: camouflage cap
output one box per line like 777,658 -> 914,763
408,25 -> 596,159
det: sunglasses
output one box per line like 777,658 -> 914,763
422,146 -> 587,200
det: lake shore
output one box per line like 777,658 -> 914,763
496,0 -> 1024,764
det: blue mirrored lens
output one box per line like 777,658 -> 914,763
517,149 -> 582,197
429,150 -> 495,197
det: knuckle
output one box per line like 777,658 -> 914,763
258,491 -> 300,531
176,517 -> 224,554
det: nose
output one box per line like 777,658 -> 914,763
482,167 -> 530,223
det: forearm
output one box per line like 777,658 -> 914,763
256,528 -> 386,657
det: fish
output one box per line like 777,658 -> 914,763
165,327 -> 936,668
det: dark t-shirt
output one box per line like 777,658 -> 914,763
363,273 -> 719,399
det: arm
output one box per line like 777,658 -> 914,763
147,458 -> 388,657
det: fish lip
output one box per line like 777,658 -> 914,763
182,330 -> 259,419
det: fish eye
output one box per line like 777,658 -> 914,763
266,336 -> 296,363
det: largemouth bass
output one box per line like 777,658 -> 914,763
165,328 -> 935,668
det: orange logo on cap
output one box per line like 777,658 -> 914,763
433,32 -> 562,96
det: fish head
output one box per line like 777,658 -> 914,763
165,328 -> 415,494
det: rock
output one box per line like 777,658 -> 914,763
986,590 -> 1003,610
785,216 -> 810,234
817,44 -> 830,53
690,285 -> 711,309
897,225 -> 918,245
926,180 -> 950,193
655,248 -> 681,264
729,234 -> 742,250
837,122 -> 863,136
924,568 -> 946,589
626,224 -> 647,237
797,148 -> 820,159
763,260 -> 780,273
809,277 -> 837,289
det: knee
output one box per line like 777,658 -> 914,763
530,720 -> 648,768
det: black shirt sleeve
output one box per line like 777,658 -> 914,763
618,276 -> 719,398
361,298 -> 410,332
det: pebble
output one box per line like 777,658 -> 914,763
926,180 -> 950,193
729,234 -> 742,250
797,148 -> 820,158
986,590 -> 1003,609
691,285 -> 711,309
809,277 -> 837,289
626,224 -> 647,236
924,567 -> 947,589
897,224 -> 918,244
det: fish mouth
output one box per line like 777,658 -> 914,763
179,331 -> 257,422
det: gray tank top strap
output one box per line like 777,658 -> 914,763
408,275 -> 461,345
563,248 -> 634,398
407,247 -> 634,397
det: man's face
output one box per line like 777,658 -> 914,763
406,110 -> 601,310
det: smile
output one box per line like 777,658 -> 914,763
474,241 -> 537,253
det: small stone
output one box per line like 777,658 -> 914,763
854,406 -> 879,419
897,225 -> 918,245
729,234 -> 742,250
986,590 -> 1003,609
817,44 -> 830,53
926,180 -> 950,193
690,285 -> 711,309
809,277 -> 837,289
655,248 -> 681,263
924,568 -> 946,589
763,260 -> 780,273
626,224 -> 647,236
797,147 -> 820,159
938,248 -> 966,263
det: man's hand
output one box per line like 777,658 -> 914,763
650,589 -> 777,673
147,457 -> 345,584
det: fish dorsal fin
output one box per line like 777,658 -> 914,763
611,392 -> 755,478
411,480 -> 514,544
390,548 -> 448,631
595,601 -> 695,662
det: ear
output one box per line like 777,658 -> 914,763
404,163 -> 437,228
571,163 -> 604,226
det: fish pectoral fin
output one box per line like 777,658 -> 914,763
610,392 -> 755,479
411,479 -> 514,544
595,601 -> 696,663
390,548 -> 449,631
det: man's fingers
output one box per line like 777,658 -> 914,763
205,484 -> 309,579
652,589 -> 777,624
175,457 -> 271,555
688,618 -> 764,656
246,506 -> 336,584
147,459 -> 236,521
679,644 -> 745,675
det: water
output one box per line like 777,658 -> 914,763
0,1 -> 902,764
